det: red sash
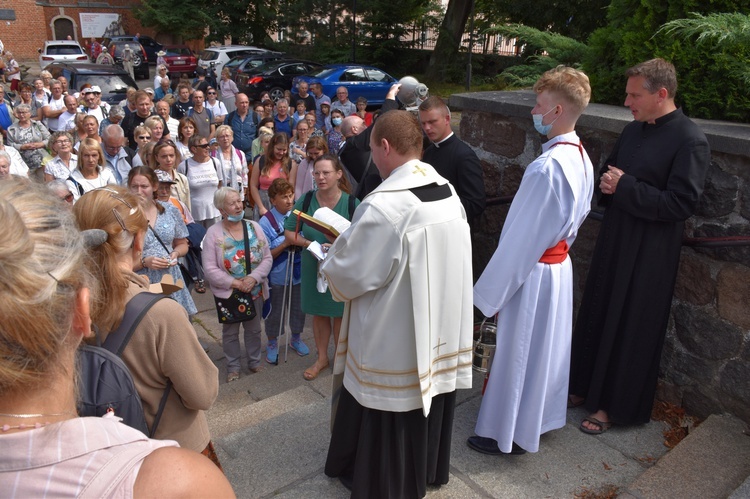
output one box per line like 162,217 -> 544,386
539,240 -> 568,264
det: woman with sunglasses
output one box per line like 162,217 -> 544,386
128,166 -> 197,315
131,124 -> 152,167
73,185 -> 225,469
250,132 -> 295,218
44,131 -> 77,182
67,138 -> 117,201
178,135 -> 221,228
205,87 -> 228,125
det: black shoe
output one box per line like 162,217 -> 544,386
467,435 -> 527,455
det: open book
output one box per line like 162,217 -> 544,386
293,207 -> 351,239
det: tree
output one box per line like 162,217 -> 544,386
659,13 -> 750,84
134,0 -> 213,41
424,0 -> 473,82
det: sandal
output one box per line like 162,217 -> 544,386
567,395 -> 585,409
195,279 -> 206,294
579,416 -> 613,435
303,360 -> 329,381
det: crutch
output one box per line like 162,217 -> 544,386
277,247 -> 296,364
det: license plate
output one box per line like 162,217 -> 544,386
174,60 -> 186,65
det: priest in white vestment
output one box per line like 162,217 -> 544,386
321,109 -> 474,498
470,66 -> 595,454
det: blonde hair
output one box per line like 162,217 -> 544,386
0,179 -> 90,393
533,65 -> 591,114
73,186 -> 147,332
144,116 -> 163,132
77,138 -> 105,167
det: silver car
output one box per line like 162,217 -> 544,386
38,40 -> 90,69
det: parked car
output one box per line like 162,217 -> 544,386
224,51 -> 285,82
161,45 -> 198,76
44,63 -> 138,106
198,45 -> 270,77
239,59 -> 323,102
38,40 -> 89,69
106,40 -> 150,80
102,35 -> 163,65
292,64 -> 397,106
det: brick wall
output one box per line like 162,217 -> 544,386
2,0 -> 155,61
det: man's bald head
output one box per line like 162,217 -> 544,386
341,116 -> 365,138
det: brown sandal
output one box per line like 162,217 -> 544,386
579,416 -> 613,435
303,360 -> 329,381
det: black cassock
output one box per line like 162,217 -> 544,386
570,108 -> 710,425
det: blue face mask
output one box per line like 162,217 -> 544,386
332,117 -> 343,126
226,213 -> 243,222
532,105 -> 559,135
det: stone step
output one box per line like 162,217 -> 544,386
621,414 -> 750,499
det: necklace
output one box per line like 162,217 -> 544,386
0,411 -> 76,432
224,222 -> 242,241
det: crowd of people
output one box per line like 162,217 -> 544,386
0,50 -> 710,498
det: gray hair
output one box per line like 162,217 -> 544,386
102,124 -> 125,141
15,104 -> 31,114
213,186 -> 241,211
276,98 -> 289,106
48,131 -> 73,151
47,178 -> 72,197
0,150 -> 11,165
109,105 -> 126,120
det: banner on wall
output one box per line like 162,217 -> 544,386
79,13 -> 125,38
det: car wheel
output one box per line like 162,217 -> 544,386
133,53 -> 143,68
269,87 -> 285,102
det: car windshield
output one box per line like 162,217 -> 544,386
81,74 -> 137,95
166,47 -> 192,57
224,58 -> 245,68
47,45 -> 84,55
200,50 -> 219,61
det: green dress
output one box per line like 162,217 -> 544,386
284,190 -> 358,317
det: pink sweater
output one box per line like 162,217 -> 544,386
202,219 -> 273,299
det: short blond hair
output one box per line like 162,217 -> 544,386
533,65 -> 591,114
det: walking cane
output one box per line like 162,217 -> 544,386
277,247 -> 296,364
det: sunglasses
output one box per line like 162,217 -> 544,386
138,135 -> 151,140
194,143 -> 210,149
207,92 -> 217,95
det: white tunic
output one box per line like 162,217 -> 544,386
473,132 -> 594,452
321,159 -> 474,416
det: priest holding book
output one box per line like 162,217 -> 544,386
320,110 -> 474,497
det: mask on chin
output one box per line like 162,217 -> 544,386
226,213 -> 243,222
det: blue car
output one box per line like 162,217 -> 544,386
292,64 -> 397,106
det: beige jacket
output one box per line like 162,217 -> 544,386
107,275 -> 218,451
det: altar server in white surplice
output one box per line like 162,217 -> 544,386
321,109 -> 474,498
469,66 -> 594,455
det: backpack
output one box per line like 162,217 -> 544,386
77,292 -> 172,437
181,156 -> 218,177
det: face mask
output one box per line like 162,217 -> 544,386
332,117 -> 343,126
226,213 -> 243,222
532,105 -> 559,135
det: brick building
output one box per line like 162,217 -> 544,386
0,0 -> 154,61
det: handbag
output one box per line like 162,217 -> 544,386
148,224 -> 195,289
213,221 -> 258,324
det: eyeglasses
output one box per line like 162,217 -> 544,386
63,193 -> 75,202
194,143 -> 210,149
207,92 -> 216,95
138,135 -> 151,140
55,139 -> 72,145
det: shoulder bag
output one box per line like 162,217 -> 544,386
213,221 -> 258,323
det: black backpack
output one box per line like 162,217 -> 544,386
77,292 -> 172,437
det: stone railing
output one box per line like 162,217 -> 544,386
451,90 -> 750,423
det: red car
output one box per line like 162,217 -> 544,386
161,45 -> 198,76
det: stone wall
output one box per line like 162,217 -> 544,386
451,90 -> 750,423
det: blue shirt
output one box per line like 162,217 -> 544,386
274,114 -> 292,138
0,103 -> 12,130
225,111 -> 256,155
258,207 -> 302,286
